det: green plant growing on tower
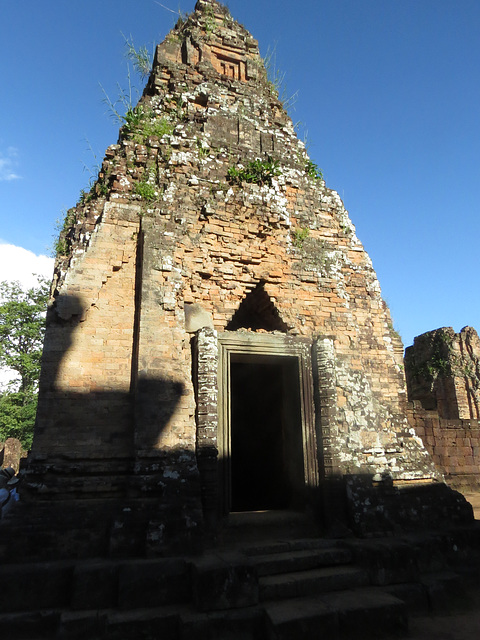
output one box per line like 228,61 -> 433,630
123,34 -> 152,80
305,159 -> 323,181
204,5 -> 217,37
174,9 -> 189,30
95,178 -> 109,197
387,322 -> 402,343
227,157 -> 281,187
134,180 -> 157,202
196,138 -> 210,159
100,36 -> 154,132
292,227 -> 310,248
78,188 -> 92,205
123,105 -> 147,132
52,207 -> 77,257
263,46 -> 298,112
146,117 -> 175,139
406,332 -> 454,381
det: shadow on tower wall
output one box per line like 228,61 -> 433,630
10,294 -> 204,560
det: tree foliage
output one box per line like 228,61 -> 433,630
0,278 -> 49,448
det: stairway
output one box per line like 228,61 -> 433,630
187,533 -> 407,639
0,511 -> 479,639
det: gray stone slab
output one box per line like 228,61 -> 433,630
266,588 -> 407,640
265,597 -> 338,639
320,588 -> 408,638
0,609 -> 60,637
0,561 -> 74,613
106,606 -> 179,640
252,547 -> 353,577
192,551 -> 259,611
58,610 -> 108,639
117,558 -> 189,609
260,565 -> 368,601
71,560 -> 119,610
180,606 -> 265,640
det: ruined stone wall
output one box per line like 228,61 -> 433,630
408,403 -> 480,491
405,326 -> 480,420
406,327 -> 480,489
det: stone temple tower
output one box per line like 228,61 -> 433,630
20,0 -> 470,556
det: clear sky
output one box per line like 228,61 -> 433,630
1,0 -> 479,348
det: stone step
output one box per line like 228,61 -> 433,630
259,565 -> 369,602
218,510 -> 321,548
0,610 -> 60,638
0,587 -> 408,640
420,570 -> 469,612
250,546 -> 353,577
0,561 -> 74,614
59,605 -> 181,640
264,587 -> 408,639
179,605 -> 265,640
242,536 -> 347,557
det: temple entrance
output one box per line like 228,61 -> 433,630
230,355 -> 304,512
193,330 -> 319,520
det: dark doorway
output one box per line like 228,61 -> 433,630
230,355 -> 304,512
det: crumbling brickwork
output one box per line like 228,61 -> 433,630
406,326 -> 480,489
20,0 -> 471,554
405,326 -> 480,420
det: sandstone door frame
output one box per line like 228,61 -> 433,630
193,328 -> 319,519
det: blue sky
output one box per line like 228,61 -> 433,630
1,0 -> 479,348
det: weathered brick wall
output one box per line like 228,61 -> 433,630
408,402 -> 480,490
29,203 -> 140,497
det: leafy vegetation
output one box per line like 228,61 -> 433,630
134,179 -> 157,202
145,116 -> 175,139
0,278 -> 49,448
204,4 -> 217,37
292,227 -> 310,248
122,105 -> 147,133
227,157 -> 281,187
175,11 -> 189,30
123,34 -> 152,80
120,104 -> 175,141
305,159 -> 323,181
53,208 -> 77,257
196,138 -> 210,159
100,37 -> 154,133
263,46 -> 298,112
387,322 -> 402,343
406,333 -> 453,381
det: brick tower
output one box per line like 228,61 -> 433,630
20,0 -> 471,557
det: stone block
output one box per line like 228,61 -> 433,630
71,560 -> 119,610
191,552 -> 259,612
421,571 -> 467,613
345,537 -> 420,586
180,607 -> 264,640
58,610 -> 108,640
0,610 -> 60,638
118,558 -> 189,609
106,607 -> 179,640
0,562 -> 73,613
